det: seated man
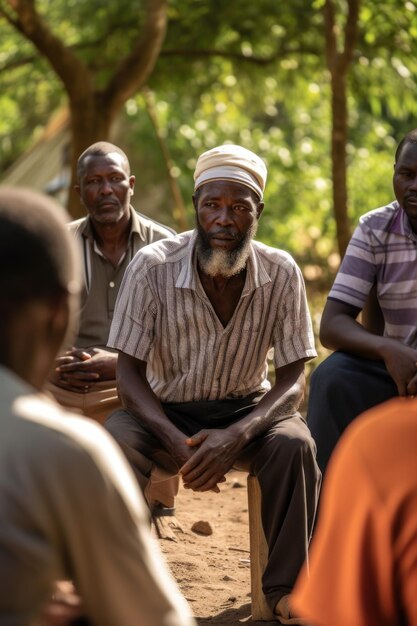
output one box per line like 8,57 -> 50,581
293,396 -> 417,626
105,144 -> 321,624
47,141 -> 174,423
0,186 -> 195,626
46,141 -> 177,514
307,128 -> 417,473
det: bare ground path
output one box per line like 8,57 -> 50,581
155,470 -> 277,625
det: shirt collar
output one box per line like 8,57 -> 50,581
382,200 -> 417,243
81,205 -> 142,243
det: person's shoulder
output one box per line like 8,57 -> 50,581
14,392 -> 113,457
67,216 -> 87,237
131,230 -> 193,267
134,210 -> 176,240
13,393 -> 145,509
334,396 -> 417,484
252,240 -> 300,272
358,201 -> 400,230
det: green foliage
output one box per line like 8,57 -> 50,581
1,0 -> 417,280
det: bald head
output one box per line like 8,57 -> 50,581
77,142 -> 130,180
395,129 -> 417,164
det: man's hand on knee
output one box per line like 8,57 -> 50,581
180,429 -> 239,492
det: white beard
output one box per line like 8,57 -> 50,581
196,220 -> 258,278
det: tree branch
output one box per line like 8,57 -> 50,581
324,0 -> 361,74
102,0 -> 168,114
323,0 -> 337,73
159,45 -> 321,64
340,0 -> 360,71
0,2 -> 19,27
4,0 -> 92,102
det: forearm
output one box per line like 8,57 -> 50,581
117,353 -> 184,451
320,313 -> 394,361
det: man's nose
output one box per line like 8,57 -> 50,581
99,179 -> 113,194
410,175 -> 417,191
215,204 -> 234,225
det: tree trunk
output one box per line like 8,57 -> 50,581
330,72 -> 351,257
324,0 -> 360,259
66,96 -> 114,218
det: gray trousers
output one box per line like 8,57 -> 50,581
105,398 -> 321,611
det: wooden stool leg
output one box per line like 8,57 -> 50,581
247,475 -> 274,621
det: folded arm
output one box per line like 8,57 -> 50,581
180,359 -> 306,492
320,299 -> 417,396
117,352 -> 195,469
50,347 -> 118,392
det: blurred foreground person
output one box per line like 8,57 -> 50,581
293,397 -> 417,626
0,186 -> 195,626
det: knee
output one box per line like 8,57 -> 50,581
270,427 -> 317,469
285,431 -> 317,465
310,353 -> 345,391
104,409 -> 134,446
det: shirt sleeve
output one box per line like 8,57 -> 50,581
328,220 -> 378,310
107,255 -> 156,360
46,420 -> 196,626
272,261 -> 316,368
291,432 -> 397,626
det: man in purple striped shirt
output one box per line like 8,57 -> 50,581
308,128 -> 417,474
106,144 -> 321,624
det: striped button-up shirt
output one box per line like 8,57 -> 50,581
108,231 -> 316,402
329,201 -> 417,346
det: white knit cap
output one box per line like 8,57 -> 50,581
194,144 -> 267,199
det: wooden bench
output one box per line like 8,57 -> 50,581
247,475 -> 274,621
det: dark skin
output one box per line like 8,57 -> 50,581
320,141 -> 417,397
118,179 -> 307,492
51,152 -> 135,393
193,181 -> 261,326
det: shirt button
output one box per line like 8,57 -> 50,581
109,281 -> 115,288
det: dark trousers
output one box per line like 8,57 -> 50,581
105,397 -> 321,611
307,351 -> 398,474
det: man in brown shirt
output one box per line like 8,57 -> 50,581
47,142 -> 174,422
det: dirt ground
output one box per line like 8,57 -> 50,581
154,470 -> 277,626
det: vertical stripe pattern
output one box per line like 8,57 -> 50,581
108,231 -> 316,402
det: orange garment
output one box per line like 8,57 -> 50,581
293,396 -> 417,626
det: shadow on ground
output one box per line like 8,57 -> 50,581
196,602 -> 277,625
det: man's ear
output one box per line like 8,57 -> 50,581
129,175 -> 136,197
74,184 -> 81,198
192,194 -> 198,212
256,202 -> 264,219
